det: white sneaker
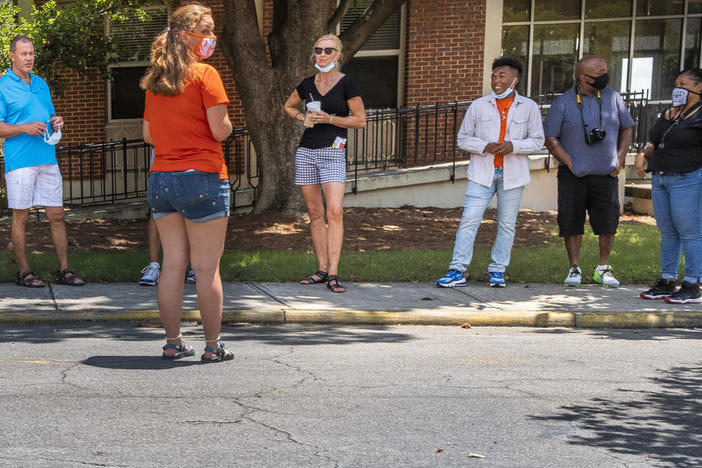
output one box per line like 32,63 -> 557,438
186,266 -> 196,284
139,262 -> 160,286
594,265 -> 620,288
563,266 -> 582,287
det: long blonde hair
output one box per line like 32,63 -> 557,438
140,4 -> 212,96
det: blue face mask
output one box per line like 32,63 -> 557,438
491,78 -> 518,99
315,61 -> 335,73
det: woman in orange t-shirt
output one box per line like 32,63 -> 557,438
141,4 -> 233,362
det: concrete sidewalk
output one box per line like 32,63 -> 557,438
2,281 -> 702,328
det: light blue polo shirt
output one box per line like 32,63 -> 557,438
0,69 -> 57,173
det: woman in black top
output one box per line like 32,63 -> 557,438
635,68 -> 702,303
283,34 -> 366,293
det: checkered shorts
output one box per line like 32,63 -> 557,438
295,146 -> 346,185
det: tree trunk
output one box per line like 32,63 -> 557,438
220,0 -> 407,213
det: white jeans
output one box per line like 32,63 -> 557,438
5,164 -> 63,209
449,167 -> 524,273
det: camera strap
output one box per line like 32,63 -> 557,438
575,89 -> 602,134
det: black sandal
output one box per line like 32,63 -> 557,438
54,268 -> 85,286
16,269 -> 45,288
300,269 -> 328,285
326,275 -> 345,293
201,339 -> 235,363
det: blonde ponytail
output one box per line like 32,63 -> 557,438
140,4 -> 212,96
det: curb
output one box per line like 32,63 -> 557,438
3,308 -> 702,329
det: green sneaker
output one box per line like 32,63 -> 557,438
593,265 -> 620,288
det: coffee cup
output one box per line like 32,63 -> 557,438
304,101 -> 321,127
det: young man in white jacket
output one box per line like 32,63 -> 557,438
437,57 -> 544,288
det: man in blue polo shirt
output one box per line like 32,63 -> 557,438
544,56 -> 634,289
0,35 -> 84,287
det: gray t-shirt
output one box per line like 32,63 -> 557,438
544,86 -> 635,177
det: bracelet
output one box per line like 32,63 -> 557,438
329,114 -> 335,122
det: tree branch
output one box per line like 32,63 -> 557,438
327,0 -> 353,32
338,0 -> 407,63
271,0 -> 288,36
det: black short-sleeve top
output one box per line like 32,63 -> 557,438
648,104 -> 702,173
295,74 -> 361,149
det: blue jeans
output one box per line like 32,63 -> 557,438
449,167 -> 524,273
652,167 -> 702,283
148,171 -> 230,223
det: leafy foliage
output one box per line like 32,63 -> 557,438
1,0 -> 153,94
0,1 -> 23,73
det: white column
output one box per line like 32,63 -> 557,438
483,0 -> 505,95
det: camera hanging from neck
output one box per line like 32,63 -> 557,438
576,90 -> 606,145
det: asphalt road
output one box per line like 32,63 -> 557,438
1,324 -> 701,467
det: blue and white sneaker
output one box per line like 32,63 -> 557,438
489,271 -> 506,288
436,269 -> 467,288
139,262 -> 160,286
186,266 -> 197,284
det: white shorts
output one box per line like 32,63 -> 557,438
5,164 -> 64,210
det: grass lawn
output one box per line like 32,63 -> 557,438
0,222 -> 667,284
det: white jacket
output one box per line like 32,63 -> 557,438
456,92 -> 545,190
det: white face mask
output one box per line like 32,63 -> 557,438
671,86 -> 702,107
44,123 -> 62,146
315,62 -> 336,73
491,77 -> 518,100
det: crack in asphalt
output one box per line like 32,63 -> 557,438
59,362 -> 82,389
246,282 -> 293,308
240,415 -> 339,467
46,283 -> 60,312
0,455 -> 128,467
222,347 -> 339,466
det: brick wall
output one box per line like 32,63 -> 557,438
404,0 -> 486,105
52,70 -> 105,146
402,0 -> 486,165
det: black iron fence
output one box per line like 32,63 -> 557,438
0,93 -> 656,214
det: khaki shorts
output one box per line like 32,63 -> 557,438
5,164 -> 64,210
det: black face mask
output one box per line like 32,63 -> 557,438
585,72 -> 609,90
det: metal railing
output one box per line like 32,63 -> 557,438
0,93 -> 654,215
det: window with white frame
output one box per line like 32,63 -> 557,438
501,0 -> 702,103
108,7 -> 168,120
340,1 -> 405,108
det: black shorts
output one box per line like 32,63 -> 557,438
557,166 -> 619,237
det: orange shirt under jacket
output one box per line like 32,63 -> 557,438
145,62 -> 230,179
494,96 -> 514,168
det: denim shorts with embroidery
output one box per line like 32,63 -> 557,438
147,170 -> 230,223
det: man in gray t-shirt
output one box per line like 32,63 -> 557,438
544,56 -> 634,289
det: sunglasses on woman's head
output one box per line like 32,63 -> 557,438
314,47 -> 337,55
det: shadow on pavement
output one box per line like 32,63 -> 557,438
530,363 -> 702,466
222,324 -> 416,346
0,323 -> 164,344
529,328 -> 702,340
82,355 -> 205,370
0,323 -> 416,346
